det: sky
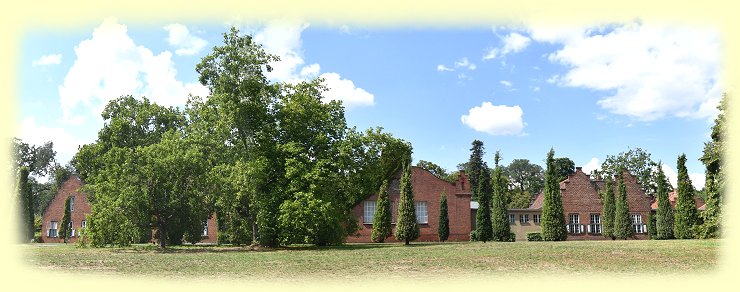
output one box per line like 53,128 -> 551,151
17,17 -> 723,189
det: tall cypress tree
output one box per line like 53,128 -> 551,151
468,140 -> 485,201
655,163 -> 674,239
541,148 -> 566,241
60,197 -> 72,243
674,154 -> 698,239
491,151 -> 511,241
371,180 -> 392,243
17,167 -> 33,241
475,169 -> 493,242
600,176 -> 616,240
438,191 -> 450,242
613,169 -> 632,239
395,165 -> 419,245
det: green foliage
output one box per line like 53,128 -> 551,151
416,160 -> 451,182
278,192 -> 343,246
697,93 -> 726,239
468,140 -> 486,201
648,212 -> 657,239
541,149 -> 567,241
527,232 -> 543,241
75,225 -> 88,248
553,157 -> 575,182
469,230 -> 478,241
16,167 -> 33,241
601,147 -> 666,197
504,159 -> 544,195
491,151 -> 511,242
655,164 -> 674,239
674,154 -> 698,239
12,138 -> 56,178
475,170 -> 493,242
601,177 -> 616,239
60,197 -> 72,243
613,170 -> 633,239
438,191 -> 450,242
508,190 -> 532,209
371,180 -> 393,243
395,165 -> 419,245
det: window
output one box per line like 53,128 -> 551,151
202,220 -> 208,236
415,202 -> 428,224
589,213 -> 602,234
69,221 -> 75,237
363,201 -> 376,224
568,213 -> 581,234
520,214 -> 530,224
533,214 -> 541,224
48,221 -> 58,238
69,196 -> 75,212
81,220 -> 87,229
509,214 -> 516,225
631,214 -> 645,234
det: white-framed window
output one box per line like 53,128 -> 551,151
509,214 -> 516,225
69,196 -> 75,212
202,220 -> 208,236
568,213 -> 581,234
631,214 -> 644,234
363,201 -> 376,224
589,213 -> 602,234
69,220 -> 75,237
48,221 -> 58,238
533,214 -> 541,224
81,220 -> 87,229
520,214 -> 529,224
415,202 -> 428,224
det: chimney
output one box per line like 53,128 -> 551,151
576,166 -> 583,172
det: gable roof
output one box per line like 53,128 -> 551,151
650,191 -> 706,211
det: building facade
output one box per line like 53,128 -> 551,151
348,166 -> 472,242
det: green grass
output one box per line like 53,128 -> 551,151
23,240 -> 719,281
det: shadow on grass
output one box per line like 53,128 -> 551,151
108,241 -> 459,254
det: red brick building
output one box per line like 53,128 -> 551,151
510,167 -> 653,240
41,176 -> 218,244
348,166 -> 472,242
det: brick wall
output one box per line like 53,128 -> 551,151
347,167 -> 472,242
41,176 -> 90,243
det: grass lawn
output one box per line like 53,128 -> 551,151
23,239 -> 719,281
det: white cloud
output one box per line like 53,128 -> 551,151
532,22 -> 722,121
58,17 -> 209,125
163,24 -> 208,56
19,116 -> 86,166
661,163 -> 704,190
319,72 -> 374,108
533,86 -> 540,92
454,57 -> 476,70
500,80 -> 512,87
460,102 -> 525,135
32,54 -> 62,66
253,20 -> 374,108
484,32 -> 532,60
582,157 -> 601,174
437,64 -> 454,72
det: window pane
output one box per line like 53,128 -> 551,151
364,201 -> 376,224
415,202 -> 428,224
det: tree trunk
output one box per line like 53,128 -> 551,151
405,239 -> 409,245
158,222 -> 167,249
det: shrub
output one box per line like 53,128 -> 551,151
507,232 -> 516,242
469,230 -> 478,242
527,232 -> 543,241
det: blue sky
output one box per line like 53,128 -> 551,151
18,18 -> 722,189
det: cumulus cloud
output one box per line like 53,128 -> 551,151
163,23 -> 208,56
252,20 -> 374,108
58,17 -> 209,125
460,102 -> 525,135
319,72 -> 374,107
32,54 -> 62,66
532,22 -> 722,121
437,64 -> 454,72
19,116 -> 86,165
484,32 -> 532,60
582,157 -> 601,174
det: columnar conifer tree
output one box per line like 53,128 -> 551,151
371,180 -> 392,243
438,191 -> 450,242
17,166 -> 33,241
491,151 -> 511,241
468,140 -> 485,201
613,170 -> 632,239
475,169 -> 493,242
674,154 -> 698,239
541,148 -> 567,241
395,165 -> 419,245
655,163 -> 674,239
697,93 -> 726,238
60,197 -> 72,243
600,176 -> 616,240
